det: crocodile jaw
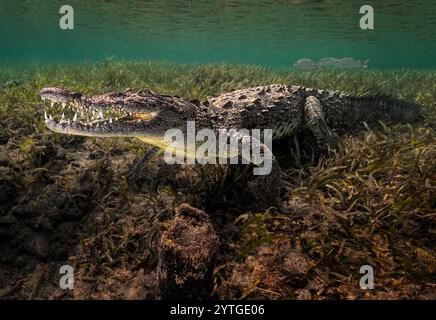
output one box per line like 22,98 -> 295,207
40,87 -> 162,137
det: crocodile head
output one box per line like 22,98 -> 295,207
40,87 -> 198,138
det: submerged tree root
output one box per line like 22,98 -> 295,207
157,204 -> 219,300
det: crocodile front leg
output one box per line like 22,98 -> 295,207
231,131 -> 282,210
303,96 -> 336,153
245,155 -> 281,209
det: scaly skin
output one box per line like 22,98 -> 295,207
39,85 -> 422,207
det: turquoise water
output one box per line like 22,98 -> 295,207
1,0 -> 435,69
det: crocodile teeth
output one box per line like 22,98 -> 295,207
49,114 -> 53,120
62,103 -> 66,109
73,113 -> 77,122
61,113 -> 65,120
50,102 -> 54,108
109,118 -> 113,124
99,111 -> 104,119
44,112 -> 48,120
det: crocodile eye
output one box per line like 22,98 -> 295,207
133,112 -> 158,121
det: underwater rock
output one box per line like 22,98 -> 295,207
157,203 -> 219,300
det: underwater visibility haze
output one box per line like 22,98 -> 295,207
1,0 -> 436,68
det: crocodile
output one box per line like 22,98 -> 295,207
39,85 -> 422,207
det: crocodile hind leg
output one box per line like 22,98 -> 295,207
303,96 -> 336,153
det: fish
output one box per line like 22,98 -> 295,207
293,58 -> 318,70
335,57 -> 370,69
318,57 -> 341,67
293,57 -> 370,70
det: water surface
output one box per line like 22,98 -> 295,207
0,0 -> 435,68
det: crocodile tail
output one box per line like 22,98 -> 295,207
320,92 -> 423,131
355,94 -> 423,124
